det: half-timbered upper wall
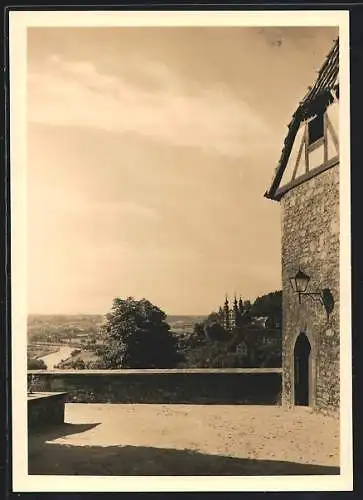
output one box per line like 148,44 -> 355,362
265,38 -> 339,202
278,96 -> 339,192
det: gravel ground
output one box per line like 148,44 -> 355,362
28,403 -> 340,475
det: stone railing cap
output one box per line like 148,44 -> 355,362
28,368 -> 282,375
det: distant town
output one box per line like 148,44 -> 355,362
28,290 -> 282,371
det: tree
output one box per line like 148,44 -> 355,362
204,322 -> 228,342
251,291 -> 282,324
98,297 -> 183,369
204,311 -> 221,326
189,322 -> 207,346
244,300 -> 252,311
27,358 -> 47,370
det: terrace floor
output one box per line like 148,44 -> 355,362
28,403 -> 340,476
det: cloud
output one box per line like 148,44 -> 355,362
29,181 -> 159,221
27,55 -> 271,158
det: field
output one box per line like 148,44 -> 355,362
28,314 -> 104,343
53,349 -> 101,369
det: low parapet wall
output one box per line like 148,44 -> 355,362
28,368 -> 282,405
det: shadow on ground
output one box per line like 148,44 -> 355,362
29,423 -> 101,440
29,427 -> 340,476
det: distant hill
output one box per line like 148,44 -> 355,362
167,315 -> 206,323
28,314 -> 104,342
28,314 -> 104,322
28,314 -> 206,340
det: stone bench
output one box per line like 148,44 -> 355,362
28,392 -> 68,430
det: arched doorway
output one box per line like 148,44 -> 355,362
294,333 -> 311,406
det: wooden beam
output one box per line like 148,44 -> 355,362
323,113 -> 328,164
291,134 -> 305,181
272,156 -> 339,200
307,136 -> 324,153
304,124 -> 309,173
326,113 -> 339,153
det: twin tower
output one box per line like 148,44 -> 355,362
218,295 -> 249,332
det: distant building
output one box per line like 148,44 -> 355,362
235,340 -> 248,357
251,316 -> 281,330
215,294 -> 282,366
265,38 -> 339,412
217,297 -> 280,333
218,295 -> 249,332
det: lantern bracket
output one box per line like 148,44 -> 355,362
297,290 -> 325,306
289,269 -> 334,320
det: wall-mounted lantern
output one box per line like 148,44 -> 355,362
289,268 -> 334,319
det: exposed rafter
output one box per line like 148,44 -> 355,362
265,38 -> 339,201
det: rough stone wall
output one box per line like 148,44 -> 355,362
27,369 -> 282,405
281,164 -> 340,414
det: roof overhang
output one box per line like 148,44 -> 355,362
265,38 -> 339,202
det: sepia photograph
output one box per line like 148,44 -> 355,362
9,10 -> 352,492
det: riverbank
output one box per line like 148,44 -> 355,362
27,344 -> 60,361
38,346 -> 75,370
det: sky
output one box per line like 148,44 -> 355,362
27,26 -> 338,315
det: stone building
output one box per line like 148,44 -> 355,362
265,38 -> 339,413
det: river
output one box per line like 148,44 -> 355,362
39,345 -> 74,369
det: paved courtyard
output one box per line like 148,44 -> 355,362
28,403 -> 340,475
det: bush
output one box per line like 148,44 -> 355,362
27,358 -> 47,370
70,359 -> 86,369
180,342 -> 247,368
84,360 -> 104,369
